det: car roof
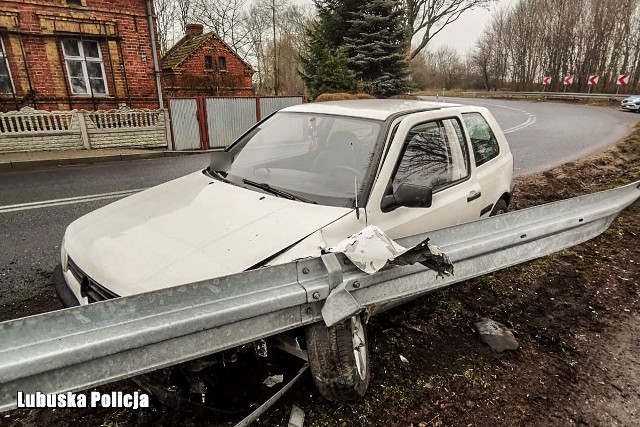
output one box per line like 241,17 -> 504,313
280,99 -> 461,121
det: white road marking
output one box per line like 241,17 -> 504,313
431,97 -> 538,134
0,188 -> 146,213
503,114 -> 537,134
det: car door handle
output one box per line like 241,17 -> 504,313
467,190 -> 481,202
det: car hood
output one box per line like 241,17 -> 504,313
64,171 -> 352,296
623,96 -> 640,101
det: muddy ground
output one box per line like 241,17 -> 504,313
3,123 -> 640,427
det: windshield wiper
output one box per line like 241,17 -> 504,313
241,179 -> 317,204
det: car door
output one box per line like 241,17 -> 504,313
461,111 -> 509,217
367,113 -> 482,239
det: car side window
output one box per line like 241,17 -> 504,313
462,112 -> 500,167
393,118 -> 470,192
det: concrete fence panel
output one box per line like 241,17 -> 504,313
0,107 -> 169,153
0,108 -> 83,152
85,110 -> 167,149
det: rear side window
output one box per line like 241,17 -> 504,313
393,118 -> 470,192
462,112 -> 500,167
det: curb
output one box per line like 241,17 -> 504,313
0,149 -> 221,172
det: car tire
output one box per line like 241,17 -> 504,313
490,199 -> 509,216
305,314 -> 370,401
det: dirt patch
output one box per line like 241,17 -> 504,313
3,125 -> 639,426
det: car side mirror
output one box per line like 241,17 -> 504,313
381,183 -> 433,212
210,152 -> 233,171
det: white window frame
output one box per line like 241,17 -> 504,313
0,38 -> 15,95
62,40 -> 109,96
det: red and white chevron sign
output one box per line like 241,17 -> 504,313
587,75 -> 599,85
617,73 -> 630,85
542,76 -> 551,85
563,74 -> 574,85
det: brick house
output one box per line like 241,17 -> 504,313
162,24 -> 254,97
0,0 -> 163,112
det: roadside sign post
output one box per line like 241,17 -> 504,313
542,76 -> 551,92
587,74 -> 599,93
563,74 -> 574,92
616,73 -> 630,94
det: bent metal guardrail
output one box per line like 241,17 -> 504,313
0,181 -> 639,412
463,91 -> 628,101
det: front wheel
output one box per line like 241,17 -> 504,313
490,199 -> 509,216
305,314 -> 370,401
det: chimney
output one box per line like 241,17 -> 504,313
185,24 -> 204,39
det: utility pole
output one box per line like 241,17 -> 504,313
272,0 -> 278,96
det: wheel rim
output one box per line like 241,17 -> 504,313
351,315 -> 367,380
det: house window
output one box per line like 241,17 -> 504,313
218,56 -> 226,71
62,40 -> 108,96
204,55 -> 213,70
67,0 -> 83,5
0,38 -> 15,95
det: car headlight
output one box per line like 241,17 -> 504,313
60,237 -> 68,272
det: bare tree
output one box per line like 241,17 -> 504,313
175,0 -> 193,33
192,0 -> 252,58
433,45 -> 462,89
462,0 -> 640,93
403,0 -> 495,60
154,0 -> 178,55
244,0 -> 311,94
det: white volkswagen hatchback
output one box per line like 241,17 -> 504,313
58,99 -> 513,305
56,99 -> 514,401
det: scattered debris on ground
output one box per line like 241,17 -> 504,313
473,318 -> 519,352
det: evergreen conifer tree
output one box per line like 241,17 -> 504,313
298,20 -> 357,100
299,1 -> 361,100
343,0 -> 411,97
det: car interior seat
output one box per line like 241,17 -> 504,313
310,131 -> 358,175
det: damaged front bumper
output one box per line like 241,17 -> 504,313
53,264 -> 81,308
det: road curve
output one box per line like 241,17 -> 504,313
420,96 -> 640,176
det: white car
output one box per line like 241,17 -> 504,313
56,99 -> 514,401
621,95 -> 640,112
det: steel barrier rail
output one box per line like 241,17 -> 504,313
1,181 -> 639,412
462,91 -> 628,101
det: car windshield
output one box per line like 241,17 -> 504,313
215,112 -> 383,208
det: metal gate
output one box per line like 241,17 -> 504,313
206,98 -> 257,148
169,99 -> 201,150
168,96 -> 305,150
259,97 -> 305,119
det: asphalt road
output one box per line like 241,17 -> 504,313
420,96 -> 640,176
0,100 -> 638,321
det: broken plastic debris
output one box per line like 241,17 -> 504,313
288,404 -> 305,427
329,225 -> 454,276
263,374 -> 284,388
399,355 -> 409,364
474,318 -> 519,352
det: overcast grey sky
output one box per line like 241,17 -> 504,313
427,0 -> 514,54
293,0 -> 515,55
